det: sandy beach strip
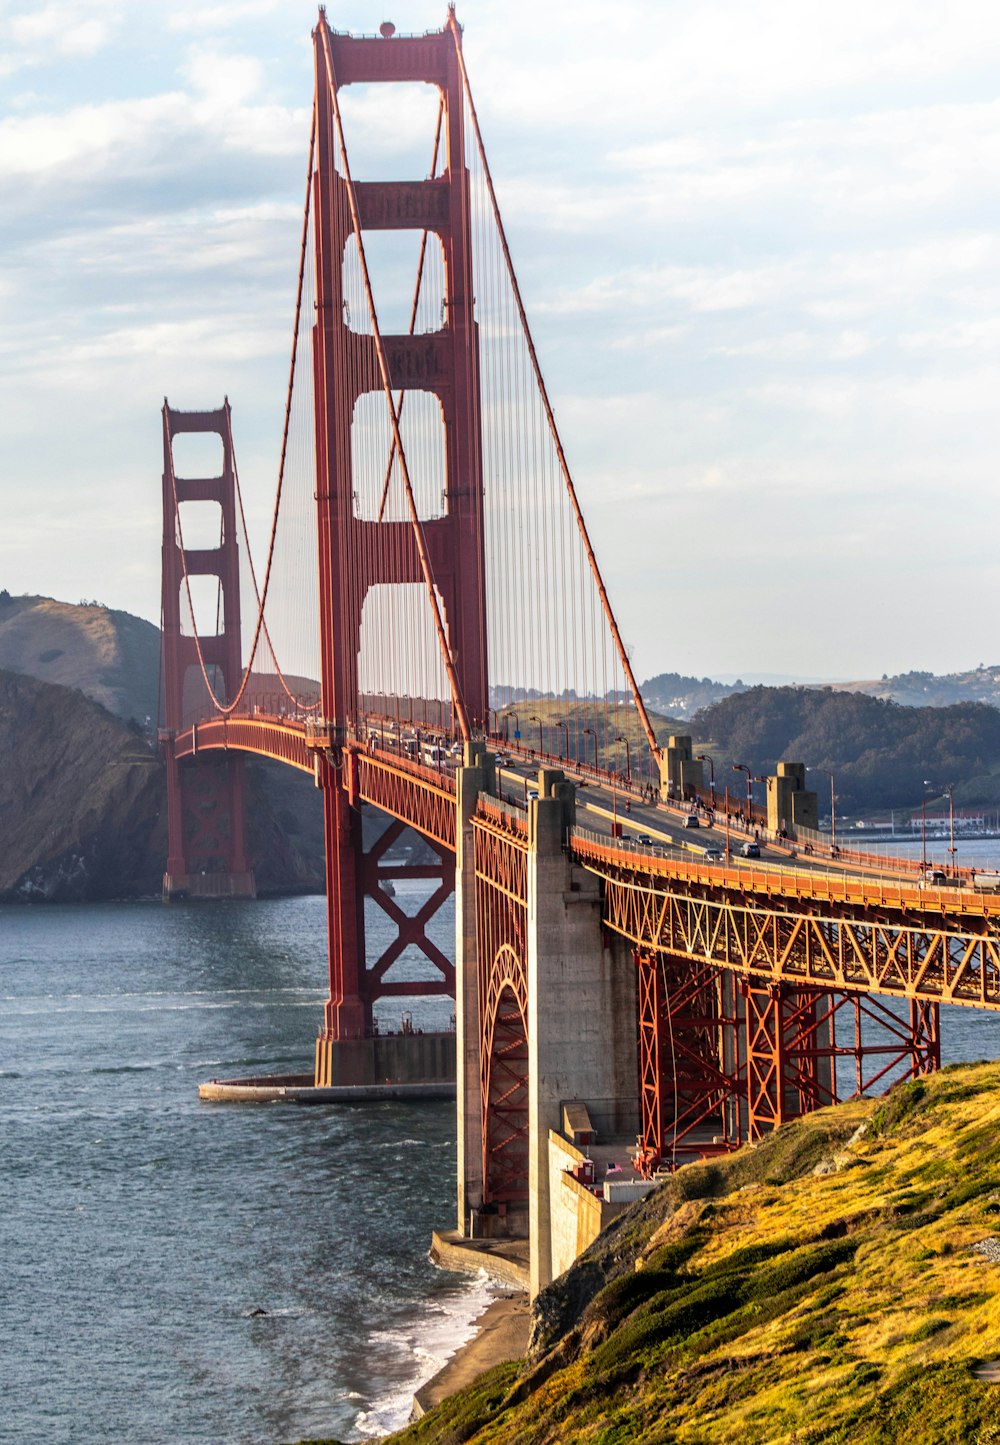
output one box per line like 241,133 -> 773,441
411,1291 -> 531,1418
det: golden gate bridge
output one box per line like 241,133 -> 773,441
158,9 -> 1000,1295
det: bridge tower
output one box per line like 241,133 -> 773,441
311,14 -> 487,1065
160,402 -> 255,900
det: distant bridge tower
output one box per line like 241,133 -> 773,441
160,402 -> 255,900
311,14 -> 488,1064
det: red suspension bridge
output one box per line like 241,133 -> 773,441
160,10 -> 1000,1294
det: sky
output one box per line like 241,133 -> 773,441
3,0 -> 1000,684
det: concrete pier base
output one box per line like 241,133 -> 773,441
162,870 -> 256,900
313,1030 -> 456,1087
198,1074 -> 454,1103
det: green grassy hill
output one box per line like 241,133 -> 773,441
377,1062 -> 1000,1445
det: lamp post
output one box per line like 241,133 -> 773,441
696,753 -> 715,810
559,720 -> 570,761
615,734 -> 632,784
528,713 -> 544,756
920,780 -> 935,873
921,792 -> 928,871
732,763 -> 752,820
947,782 -> 956,872
583,727 -> 598,771
507,711 -> 520,746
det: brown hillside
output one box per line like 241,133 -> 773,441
0,669 -> 323,901
0,592 -> 160,725
0,668 -> 165,899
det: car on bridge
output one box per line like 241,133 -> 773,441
703,847 -> 723,863
740,840 -> 761,858
684,814 -> 700,829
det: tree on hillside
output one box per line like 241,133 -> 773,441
692,687 -> 1000,813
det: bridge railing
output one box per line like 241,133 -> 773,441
479,792 -> 527,822
569,826 -> 1000,913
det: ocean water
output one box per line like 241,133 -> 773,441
0,890 -> 497,1445
4,875 -> 1000,1444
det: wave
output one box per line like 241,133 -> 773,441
351,1277 -> 501,1440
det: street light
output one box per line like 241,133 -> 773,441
916,779 -> 958,872
558,719 -> 570,761
732,762 -> 752,819
582,727 -> 598,771
506,711 -> 520,746
947,782 -> 956,872
920,780 -> 935,872
696,753 -> 715,810
615,734 -> 632,784
528,713 -> 544,756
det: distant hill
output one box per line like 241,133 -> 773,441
640,671 -> 744,719
637,661 -> 1000,718
691,685 -> 1000,815
0,668 -> 324,902
832,663 -> 1000,710
0,591 -> 160,726
0,669 -> 165,901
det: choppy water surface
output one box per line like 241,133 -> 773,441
0,892 -> 495,1445
4,874 -> 1000,1443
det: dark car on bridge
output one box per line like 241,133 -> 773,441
741,841 -> 761,858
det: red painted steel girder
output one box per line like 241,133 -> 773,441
474,816 -> 530,1206
579,848 -> 1000,1010
174,716 -> 315,773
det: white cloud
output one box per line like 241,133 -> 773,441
3,0 -> 1000,678
2,0 -> 122,73
183,47 -> 264,107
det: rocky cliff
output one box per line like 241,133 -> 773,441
0,670 -> 323,901
0,592 -> 160,726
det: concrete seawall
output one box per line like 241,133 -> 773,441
199,1075 -> 455,1104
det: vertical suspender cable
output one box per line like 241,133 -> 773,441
448,14 -> 658,764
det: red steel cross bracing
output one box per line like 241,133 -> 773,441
310,13 -> 489,1039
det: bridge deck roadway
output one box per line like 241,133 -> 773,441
171,713 -> 1000,949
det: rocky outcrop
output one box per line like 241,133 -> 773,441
0,592 -> 160,727
0,669 -> 165,900
0,670 -> 324,901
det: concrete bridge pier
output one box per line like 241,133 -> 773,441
455,742 -> 492,1236
454,760 -> 637,1297
525,773 -> 637,1296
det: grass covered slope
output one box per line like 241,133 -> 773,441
391,1062 -> 1000,1445
0,593 -> 161,725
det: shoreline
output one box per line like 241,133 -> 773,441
407,1232 -> 532,1425
410,1292 -> 531,1421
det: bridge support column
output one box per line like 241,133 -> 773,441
456,743 -> 491,1235
160,401 -> 255,902
740,982 -> 837,1140
526,772 -> 637,1297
